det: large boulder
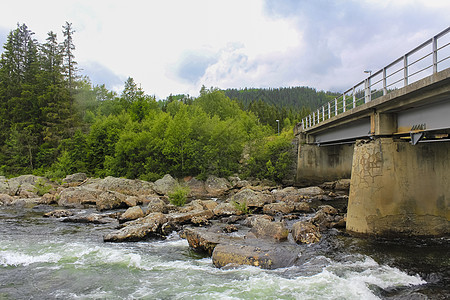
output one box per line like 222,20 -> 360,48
103,212 -> 167,242
185,177 -> 207,198
184,227 -> 244,256
291,221 -> 321,244
167,209 -> 214,225
249,217 -> 289,242
153,174 -> 178,195
62,173 -> 87,187
230,188 -> 274,208
205,175 -> 231,197
58,187 -> 102,208
89,176 -> 155,196
263,202 -> 295,215
213,202 -> 243,216
0,175 -> 51,197
272,187 -> 300,202
297,186 -> 325,198
119,206 -> 145,223
96,190 -> 128,211
212,243 -> 299,269
62,213 -> 117,224
0,194 -> 14,206
146,197 -> 168,214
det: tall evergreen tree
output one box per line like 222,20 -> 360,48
62,22 -> 77,91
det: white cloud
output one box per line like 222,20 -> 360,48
0,0 -> 449,98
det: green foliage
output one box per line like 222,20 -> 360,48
243,129 -> 295,183
168,186 -> 190,207
33,178 -> 52,196
0,23 -> 334,185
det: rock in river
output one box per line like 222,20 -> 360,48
212,243 -> 299,270
103,212 -> 167,242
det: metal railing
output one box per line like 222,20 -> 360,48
301,26 -> 450,130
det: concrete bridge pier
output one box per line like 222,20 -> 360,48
346,138 -> 450,236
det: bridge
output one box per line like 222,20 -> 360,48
294,27 -> 450,236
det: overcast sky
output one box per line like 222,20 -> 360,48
1,0 -> 449,99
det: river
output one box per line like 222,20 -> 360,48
0,205 -> 448,299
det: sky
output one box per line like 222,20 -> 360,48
0,0 -> 449,99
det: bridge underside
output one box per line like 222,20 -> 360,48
301,69 -> 450,146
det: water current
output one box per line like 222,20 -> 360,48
0,205 -> 448,299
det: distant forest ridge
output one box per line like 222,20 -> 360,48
223,86 -> 341,111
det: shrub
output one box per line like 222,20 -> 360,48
232,200 -> 253,215
33,178 -> 52,196
168,186 -> 190,206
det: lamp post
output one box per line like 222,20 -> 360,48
276,119 -> 279,135
364,70 -> 372,76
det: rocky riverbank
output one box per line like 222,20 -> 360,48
0,173 -> 350,269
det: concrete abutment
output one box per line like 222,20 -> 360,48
295,140 -> 353,187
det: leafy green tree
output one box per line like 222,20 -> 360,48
85,113 -> 131,176
243,129 -> 295,183
194,87 -> 241,120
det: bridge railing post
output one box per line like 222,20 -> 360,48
334,98 -> 338,116
322,106 -> 325,121
382,67 -> 387,96
403,55 -> 408,86
353,87 -> 356,108
432,36 -> 438,74
328,102 -> 331,119
343,94 -> 346,112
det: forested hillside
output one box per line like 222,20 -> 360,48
224,87 -> 340,131
0,23 -> 296,183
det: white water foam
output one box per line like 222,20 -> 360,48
128,253 -> 426,300
0,250 -> 62,267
